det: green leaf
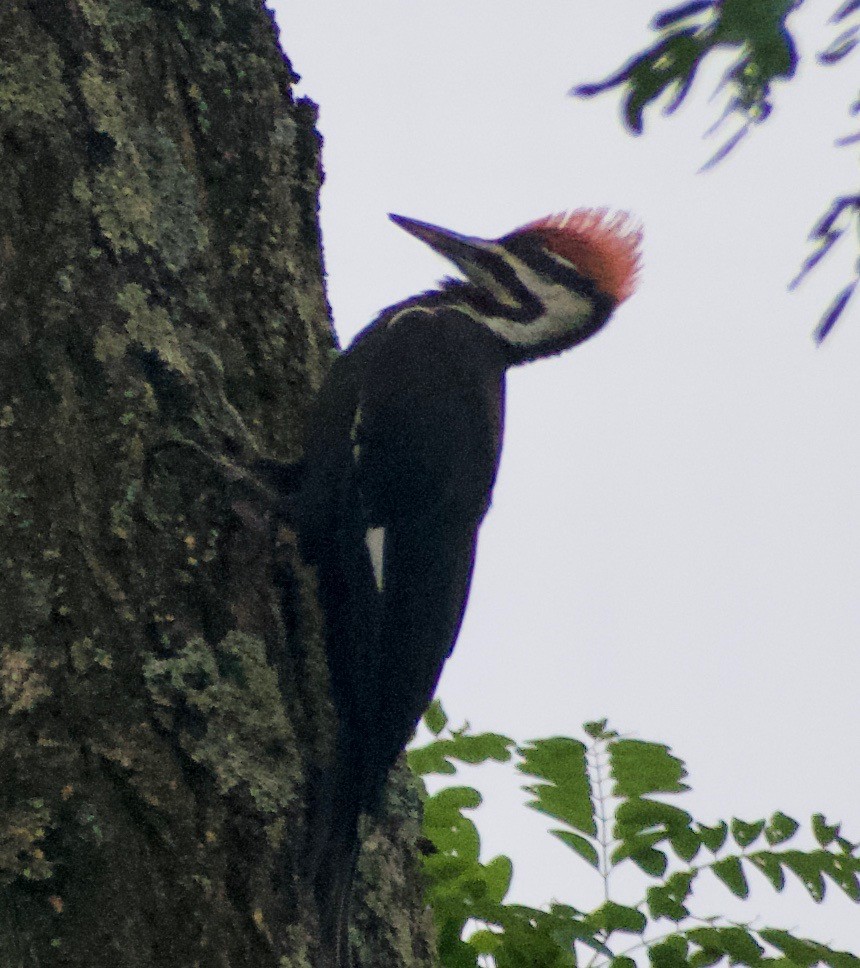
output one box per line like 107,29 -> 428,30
424,785 -> 482,816
519,737 -> 596,836
731,817 -> 766,848
618,840 -> 669,877
820,851 -> 860,901
424,699 -> 448,736
748,851 -> 786,891
612,830 -> 669,872
765,811 -> 799,845
610,739 -> 689,797
711,855 -> 749,898
647,870 -> 696,921
671,827 -> 701,862
422,786 -> 482,862
759,929 -> 831,967
781,849 -> 826,902
632,846 -> 670,877
465,928 -> 501,956
649,935 -> 690,968
612,959 -> 638,968
437,930 -> 479,968
696,821 -> 728,853
447,731 -> 514,765
588,900 -> 647,935
481,855 -> 513,905
687,926 -> 763,964
408,730 -> 513,777
584,719 -> 614,740
407,739 -> 459,777
812,813 -> 840,848
492,903 -> 586,967
719,926 -> 764,964
647,885 -> 688,922
686,927 -> 723,951
688,949 -> 723,968
615,797 -> 694,840
552,830 -> 600,868
423,850 -> 472,886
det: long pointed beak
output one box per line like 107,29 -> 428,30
389,214 -> 490,267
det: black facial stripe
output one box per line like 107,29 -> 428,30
463,246 -> 544,321
501,233 -> 602,302
457,285 -> 540,323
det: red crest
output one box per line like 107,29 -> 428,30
517,209 -> 643,303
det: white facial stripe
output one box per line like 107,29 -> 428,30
466,262 -> 522,308
365,526 -> 385,592
460,247 -> 596,348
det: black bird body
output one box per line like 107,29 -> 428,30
301,300 -> 507,776
296,300 -> 508,966
293,211 -> 642,966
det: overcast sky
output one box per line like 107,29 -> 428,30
277,0 -> 860,952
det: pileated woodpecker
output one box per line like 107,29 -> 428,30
294,209 -> 642,967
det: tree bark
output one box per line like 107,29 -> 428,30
0,2 -> 435,965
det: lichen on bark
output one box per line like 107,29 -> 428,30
0,1 -> 435,965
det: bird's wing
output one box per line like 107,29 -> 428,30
348,308 -> 506,797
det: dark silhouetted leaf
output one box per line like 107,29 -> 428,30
552,830 -> 600,868
589,900 -> 647,934
819,26 -> 859,63
835,130 -> 860,146
833,0 -> 860,23
664,68 -> 700,115
652,0 -> 714,29
791,232 -> 845,290
815,280 -> 858,343
649,935 -> 690,968
700,123 -> 750,171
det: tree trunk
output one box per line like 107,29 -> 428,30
0,2 -> 435,965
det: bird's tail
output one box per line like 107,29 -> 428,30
314,814 -> 361,968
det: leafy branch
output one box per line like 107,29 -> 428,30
409,705 -> 860,968
573,0 -> 860,341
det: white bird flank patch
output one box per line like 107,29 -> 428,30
365,526 -> 385,592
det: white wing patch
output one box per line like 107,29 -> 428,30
365,526 -> 385,592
